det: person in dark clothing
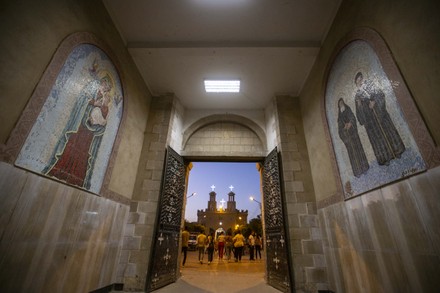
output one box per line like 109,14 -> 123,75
354,72 -> 405,166
338,97 -> 369,177
255,234 -> 262,260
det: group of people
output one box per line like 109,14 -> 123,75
248,231 -> 263,261
181,227 -> 263,266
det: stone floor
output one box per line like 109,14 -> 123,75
153,250 -> 281,293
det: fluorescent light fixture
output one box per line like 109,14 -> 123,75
204,80 -> 240,93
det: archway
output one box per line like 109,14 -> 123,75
146,146 -> 292,292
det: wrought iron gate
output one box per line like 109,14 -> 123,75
263,148 -> 293,292
146,146 -> 186,292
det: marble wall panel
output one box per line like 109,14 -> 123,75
409,167 -> 440,255
377,252 -> 407,293
320,166 -> 440,292
0,162 -> 27,238
411,254 -> 440,292
345,196 -> 374,251
362,190 -> 397,251
361,191 -> 396,293
338,248 -> 359,292
0,162 -> 128,293
382,182 -> 433,254
319,206 -> 345,293
355,251 -> 384,293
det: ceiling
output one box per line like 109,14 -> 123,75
103,0 -> 342,111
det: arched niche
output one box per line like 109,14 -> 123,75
181,114 -> 267,159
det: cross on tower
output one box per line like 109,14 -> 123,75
211,184 -> 216,191
229,185 -> 234,191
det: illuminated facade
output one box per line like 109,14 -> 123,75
197,189 -> 248,235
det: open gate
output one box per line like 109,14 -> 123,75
146,146 -> 186,292
263,147 -> 293,292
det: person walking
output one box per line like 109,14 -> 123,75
232,230 -> 245,262
255,234 -> 262,260
217,231 -> 225,260
224,231 -> 233,262
197,230 -> 207,264
207,232 -> 215,264
181,226 -> 190,267
248,231 -> 255,261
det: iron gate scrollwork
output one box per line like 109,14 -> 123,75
147,147 -> 185,292
263,147 -> 293,292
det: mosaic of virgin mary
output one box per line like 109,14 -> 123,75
16,44 -> 123,193
42,70 -> 116,189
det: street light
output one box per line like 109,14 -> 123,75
249,196 -> 262,207
188,192 -> 197,198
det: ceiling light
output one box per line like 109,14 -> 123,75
204,80 -> 240,93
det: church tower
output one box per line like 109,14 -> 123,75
226,190 -> 236,212
208,190 -> 217,211
197,185 -> 248,234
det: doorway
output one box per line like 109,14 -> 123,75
183,162 -> 264,256
180,161 -> 268,292
146,147 -> 292,292
184,162 -> 263,228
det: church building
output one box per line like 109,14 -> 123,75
197,186 -> 248,235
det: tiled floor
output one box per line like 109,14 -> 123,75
154,250 -> 281,293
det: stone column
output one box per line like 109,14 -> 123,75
119,95 -> 175,291
274,95 -> 328,292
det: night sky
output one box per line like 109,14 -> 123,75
185,162 -> 262,222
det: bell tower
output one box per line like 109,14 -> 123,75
227,185 -> 236,212
207,184 -> 217,211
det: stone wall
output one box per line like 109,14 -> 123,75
274,96 -> 327,292
184,122 -> 265,158
181,113 -> 267,159
122,95 -> 175,290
